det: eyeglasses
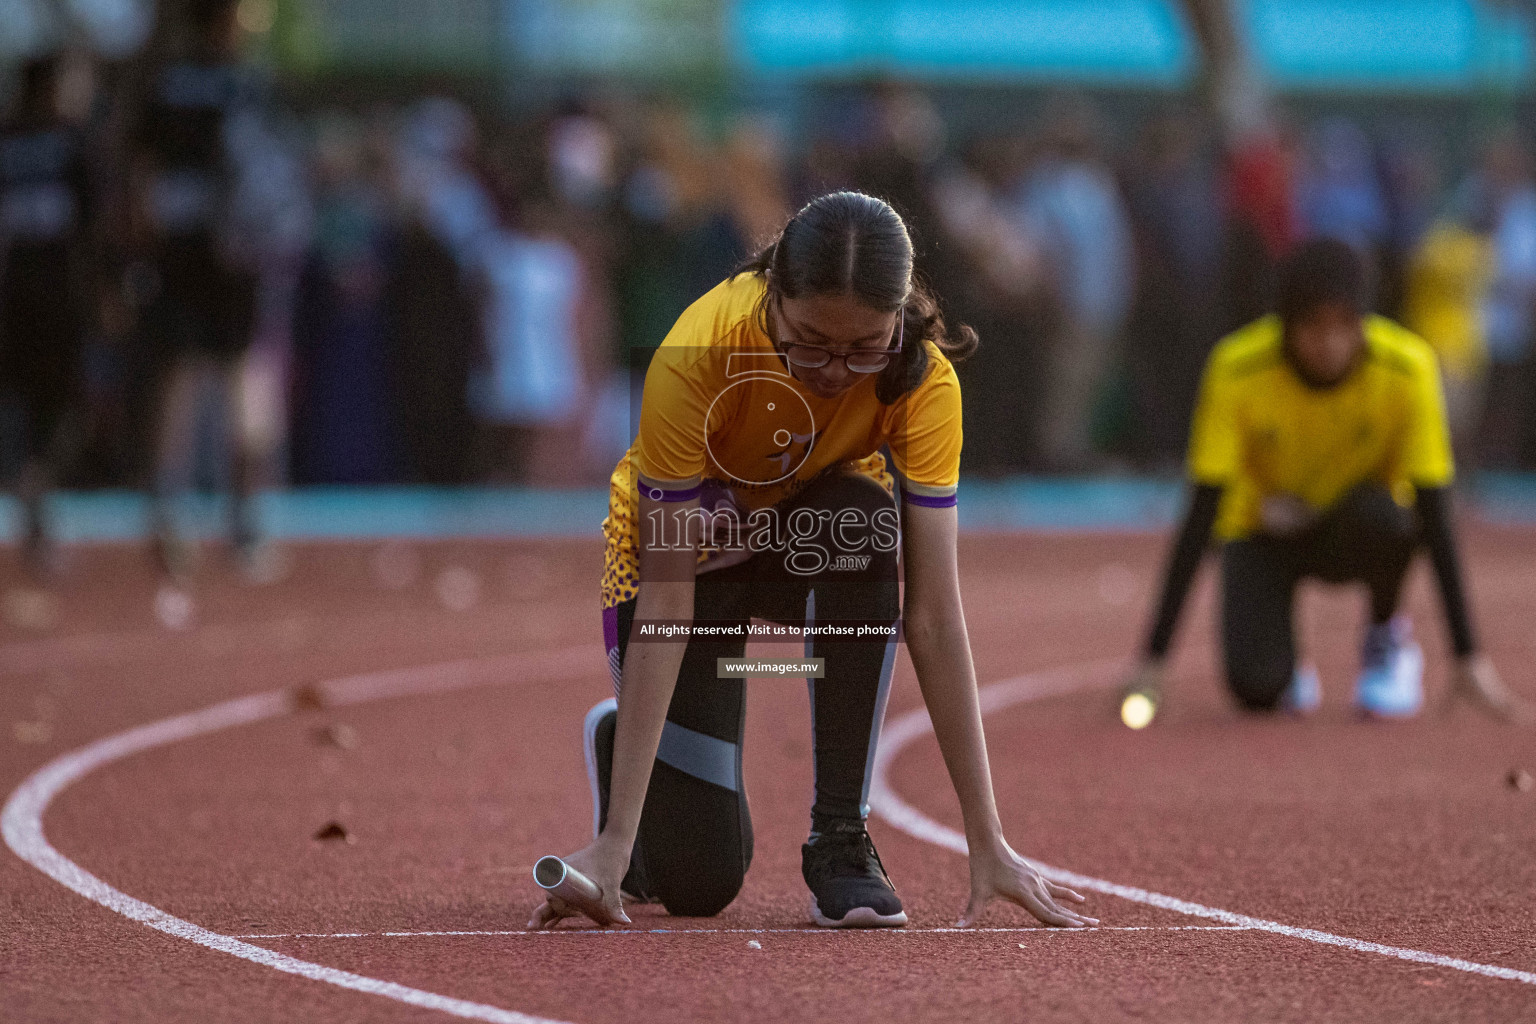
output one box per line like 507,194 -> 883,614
773,296 -> 904,374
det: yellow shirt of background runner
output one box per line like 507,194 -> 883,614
1187,314 -> 1454,541
600,273 -> 962,609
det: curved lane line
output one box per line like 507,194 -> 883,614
4,649 -> 595,1024
869,658 -> 1536,987
9,644 -> 1533,1024
231,924 -> 1255,939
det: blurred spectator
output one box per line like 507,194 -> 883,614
9,39 -> 1536,494
1121,109 -> 1222,470
851,82 -> 946,247
1295,117 -> 1390,266
389,233 -> 478,484
1013,93 -> 1135,471
0,53 -> 96,574
1378,130 -> 1446,318
720,119 -> 791,253
1219,121 -> 1300,331
129,0 -> 267,574
1469,133 -> 1536,468
385,98 -> 485,484
535,102 -> 626,479
547,101 -> 618,212
931,134 -> 1047,473
395,97 -> 497,271
472,189 -> 595,486
289,113 -> 397,484
222,88 -> 311,499
613,101 -> 731,361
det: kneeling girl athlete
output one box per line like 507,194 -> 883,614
530,192 -> 1096,930
1124,238 -> 1527,723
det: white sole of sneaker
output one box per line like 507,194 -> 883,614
1355,644 -> 1425,720
808,895 -> 908,928
581,697 -> 655,905
583,698 -> 618,840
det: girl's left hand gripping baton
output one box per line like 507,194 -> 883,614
533,856 -> 618,927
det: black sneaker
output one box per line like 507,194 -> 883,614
583,699 -> 654,902
802,822 -> 908,927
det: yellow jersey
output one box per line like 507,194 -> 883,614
601,273 -> 963,608
1402,221 -> 1492,379
1187,314 -> 1454,541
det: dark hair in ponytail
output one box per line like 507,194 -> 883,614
736,191 -> 978,404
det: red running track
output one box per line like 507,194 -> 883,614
2,531 -> 1535,1022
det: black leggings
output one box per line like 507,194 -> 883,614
602,471 -> 901,915
1221,485 -> 1417,711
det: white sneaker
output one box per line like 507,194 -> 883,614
1354,617 -> 1424,719
582,698 -> 618,840
582,697 -> 655,903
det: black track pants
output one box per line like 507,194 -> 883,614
1221,485 -> 1417,711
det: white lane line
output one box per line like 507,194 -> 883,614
231,925 -> 1257,939
869,658 -> 1536,987
11,643 -> 1533,1024
3,648 -> 595,1024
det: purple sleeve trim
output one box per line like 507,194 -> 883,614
640,484 -> 703,502
903,490 -> 957,509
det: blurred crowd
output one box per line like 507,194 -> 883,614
7,6 -> 1536,531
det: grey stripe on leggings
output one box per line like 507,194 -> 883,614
655,720 -> 739,792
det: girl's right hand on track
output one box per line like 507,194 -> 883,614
526,840 -> 633,930
959,838 -> 1099,929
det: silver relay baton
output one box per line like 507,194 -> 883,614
533,855 -> 616,926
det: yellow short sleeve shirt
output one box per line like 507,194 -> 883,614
601,274 -> 963,608
1187,314 -> 1454,540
